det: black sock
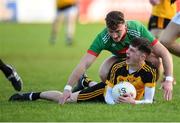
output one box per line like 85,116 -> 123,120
0,60 -> 12,78
31,92 -> 41,101
0,59 -> 4,68
23,92 -> 41,101
21,92 -> 41,101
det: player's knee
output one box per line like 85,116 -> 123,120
67,92 -> 80,103
99,68 -> 108,82
99,56 -> 118,82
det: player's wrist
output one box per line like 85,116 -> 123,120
130,99 -> 136,105
64,85 -> 72,91
165,76 -> 173,82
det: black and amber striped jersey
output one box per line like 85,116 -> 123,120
152,0 -> 176,19
106,61 -> 158,100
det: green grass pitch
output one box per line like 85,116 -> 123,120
0,22 -> 180,122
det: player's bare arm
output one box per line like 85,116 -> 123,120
152,41 -> 173,101
59,53 -> 97,104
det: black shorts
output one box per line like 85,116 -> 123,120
148,15 -> 171,30
57,4 -> 76,11
77,82 -> 106,103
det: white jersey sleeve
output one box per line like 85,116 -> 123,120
172,12 -> 180,25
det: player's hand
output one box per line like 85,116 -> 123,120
162,80 -> 173,101
59,90 -> 71,105
117,93 -> 135,104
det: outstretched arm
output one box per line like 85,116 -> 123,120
66,53 -> 97,87
152,42 -> 173,101
59,53 -> 97,104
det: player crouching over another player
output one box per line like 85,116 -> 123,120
9,37 -> 158,105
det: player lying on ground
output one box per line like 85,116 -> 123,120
0,59 -> 23,91
9,37 -> 158,104
59,11 -> 173,104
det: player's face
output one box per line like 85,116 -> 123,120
126,45 -> 142,65
108,24 -> 126,42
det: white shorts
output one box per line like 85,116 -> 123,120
172,12 -> 180,25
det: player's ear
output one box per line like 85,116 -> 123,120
140,53 -> 147,60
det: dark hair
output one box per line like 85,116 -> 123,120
130,37 -> 152,55
105,11 -> 125,30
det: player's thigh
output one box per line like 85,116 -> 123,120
77,82 -> 106,103
159,22 -> 180,44
55,10 -> 64,20
65,6 -> 78,23
69,6 -> 78,18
